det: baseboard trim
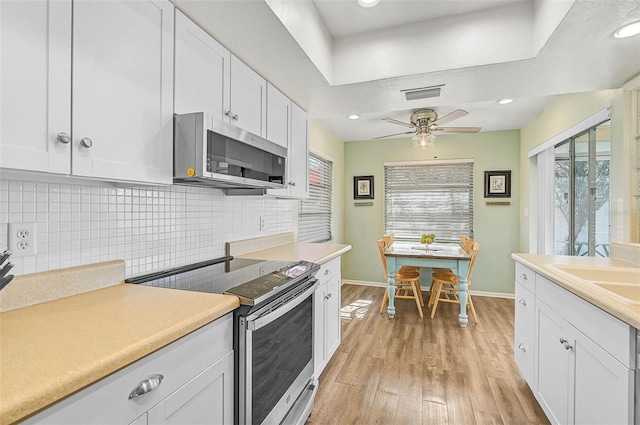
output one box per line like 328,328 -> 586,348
341,279 -> 515,299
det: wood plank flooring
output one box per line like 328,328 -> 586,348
306,284 -> 549,425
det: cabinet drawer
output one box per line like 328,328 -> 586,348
536,275 -> 634,368
515,280 -> 535,340
514,325 -> 534,386
515,262 -> 535,288
318,257 -> 340,285
25,314 -> 233,424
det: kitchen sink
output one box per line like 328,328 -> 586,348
591,282 -> 640,303
547,264 -> 640,305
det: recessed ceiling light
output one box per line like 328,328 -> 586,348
496,98 -> 514,105
348,114 -> 360,120
358,0 -> 380,8
614,20 -> 640,38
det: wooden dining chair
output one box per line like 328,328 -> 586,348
384,233 -> 421,274
428,242 -> 480,323
377,238 -> 424,318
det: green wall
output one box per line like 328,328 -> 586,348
342,130 -> 521,295
519,89 -> 631,251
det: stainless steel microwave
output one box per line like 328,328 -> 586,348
174,112 -> 287,194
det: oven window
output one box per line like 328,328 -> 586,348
251,296 -> 313,424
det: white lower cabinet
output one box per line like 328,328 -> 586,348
313,257 -> 341,378
513,261 -> 636,425
25,314 -> 234,425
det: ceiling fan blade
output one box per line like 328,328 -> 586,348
373,130 -> 416,139
382,118 -> 414,128
432,126 -> 481,134
431,109 -> 468,126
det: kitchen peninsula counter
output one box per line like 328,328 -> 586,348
511,253 -> 640,328
0,267 -> 239,425
235,242 -> 351,264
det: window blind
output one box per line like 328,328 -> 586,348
384,160 -> 474,243
299,153 -> 332,242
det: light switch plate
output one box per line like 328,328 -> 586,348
8,222 -> 37,257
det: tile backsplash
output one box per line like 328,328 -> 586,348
0,177 -> 293,277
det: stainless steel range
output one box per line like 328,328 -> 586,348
127,257 -> 320,425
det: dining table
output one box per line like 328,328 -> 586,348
384,241 -> 472,326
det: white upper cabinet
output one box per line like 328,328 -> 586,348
229,55 -> 267,137
71,0 -> 174,183
174,9 -> 230,121
174,11 -> 266,139
0,0 -> 174,184
0,0 -> 72,174
266,83 -> 290,149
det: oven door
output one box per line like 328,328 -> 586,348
239,279 -> 318,425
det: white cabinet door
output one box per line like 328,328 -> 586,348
324,276 -> 341,361
72,0 -> 174,184
313,258 -> 341,378
536,303 -> 571,425
573,328 -> 634,425
313,281 -> 327,378
266,83 -> 290,149
288,103 -> 309,199
174,10 -> 230,121
229,55 -> 266,137
148,351 -> 234,425
0,0 -> 71,174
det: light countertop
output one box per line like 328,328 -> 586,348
0,283 -> 239,425
511,253 -> 640,329
235,242 -> 352,264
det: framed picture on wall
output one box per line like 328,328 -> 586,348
484,170 -> 511,198
353,175 -> 374,199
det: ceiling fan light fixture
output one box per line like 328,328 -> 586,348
357,0 -> 380,8
614,20 -> 640,38
412,131 -> 435,149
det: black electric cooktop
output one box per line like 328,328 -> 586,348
126,256 -> 319,307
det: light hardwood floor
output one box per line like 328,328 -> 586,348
306,284 -> 549,425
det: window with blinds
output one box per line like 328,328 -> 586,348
299,153 -> 332,242
384,160 -> 474,243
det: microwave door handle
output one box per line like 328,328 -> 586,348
247,280 -> 318,331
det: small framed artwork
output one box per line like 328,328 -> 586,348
354,175 -> 374,199
484,170 -> 511,198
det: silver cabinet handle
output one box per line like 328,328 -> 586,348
559,337 -> 572,350
80,137 -> 93,148
325,293 -> 332,300
56,132 -> 71,144
518,343 -> 526,352
518,299 -> 527,306
288,181 -> 296,187
519,274 -> 527,281
324,269 -> 330,275
225,111 -> 239,121
128,374 -> 164,399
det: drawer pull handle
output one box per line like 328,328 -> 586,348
324,269 -> 331,275
325,293 -> 332,300
519,274 -> 527,281
518,299 -> 527,306
129,374 -> 164,399
559,337 -> 573,351
518,343 -> 526,352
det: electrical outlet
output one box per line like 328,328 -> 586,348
259,216 -> 266,231
9,223 -> 37,257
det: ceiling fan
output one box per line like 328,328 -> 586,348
375,109 -> 481,148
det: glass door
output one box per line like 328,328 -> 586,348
554,121 -> 610,256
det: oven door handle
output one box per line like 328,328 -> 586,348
247,279 -> 318,331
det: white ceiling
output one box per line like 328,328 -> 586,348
172,0 -> 640,142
